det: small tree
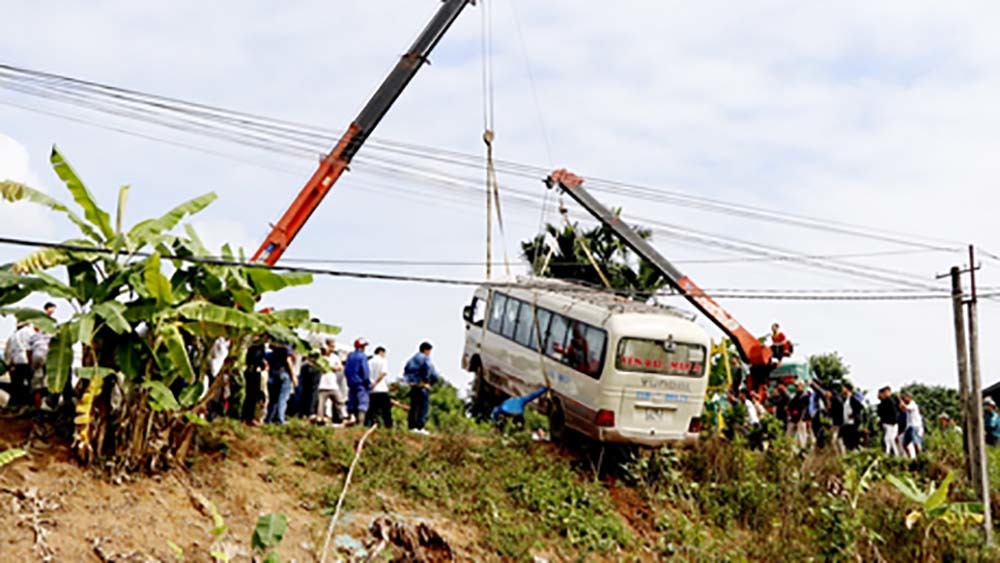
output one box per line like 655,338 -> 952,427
1,147 -> 338,472
521,210 -> 667,299
809,352 -> 850,389
708,340 -> 739,389
887,471 -> 984,561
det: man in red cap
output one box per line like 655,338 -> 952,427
344,338 -> 372,425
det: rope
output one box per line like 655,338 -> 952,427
488,140 -> 511,276
485,131 -> 493,279
561,206 -> 612,289
480,0 -> 509,278
532,293 -> 552,389
319,424 -> 378,563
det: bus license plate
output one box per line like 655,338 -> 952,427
643,408 -> 668,422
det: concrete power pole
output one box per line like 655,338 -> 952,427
948,267 -> 973,481
965,246 -> 992,544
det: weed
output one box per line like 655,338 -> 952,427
0,448 -> 27,468
252,513 -> 287,563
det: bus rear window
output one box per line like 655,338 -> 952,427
615,338 -> 706,377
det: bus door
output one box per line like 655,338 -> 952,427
462,289 -> 488,363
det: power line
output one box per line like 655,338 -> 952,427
0,62 -> 963,250
0,91 -> 953,293
0,63 -> 970,292
277,247 -> 954,267
0,236 -> 987,301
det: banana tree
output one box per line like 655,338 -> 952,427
887,471 -> 985,561
1,147 -> 338,472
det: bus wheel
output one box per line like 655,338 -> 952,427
548,399 -> 568,444
470,364 -> 495,421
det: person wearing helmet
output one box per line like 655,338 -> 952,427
985,397 -> 1000,447
344,338 -> 372,426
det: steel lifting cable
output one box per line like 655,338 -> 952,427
481,0 -> 493,279
560,203 -> 612,289
481,0 -> 510,278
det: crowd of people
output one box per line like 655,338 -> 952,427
731,379 -> 936,458
1,307 -> 444,434
6,309 -> 1000,451
1,302 -> 58,409
231,331 -> 441,434
718,323 -> 997,458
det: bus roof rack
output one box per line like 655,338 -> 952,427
511,276 -> 695,320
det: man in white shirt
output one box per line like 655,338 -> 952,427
316,340 -> 347,423
900,392 -> 924,458
6,321 -> 36,407
741,388 -> 760,427
367,346 -> 392,428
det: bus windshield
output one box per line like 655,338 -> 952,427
616,338 -> 706,377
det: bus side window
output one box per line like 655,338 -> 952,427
513,301 -> 534,347
565,321 -> 590,373
501,297 -> 520,340
487,293 -> 507,334
582,326 -> 607,378
546,314 -> 570,361
529,308 -> 553,351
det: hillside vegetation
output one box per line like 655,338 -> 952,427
1,412 -> 997,562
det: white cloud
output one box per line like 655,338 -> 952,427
190,219 -> 255,257
0,133 -> 55,242
2,1 -> 999,395
0,133 -> 60,338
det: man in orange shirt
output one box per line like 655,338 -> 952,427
769,323 -> 792,363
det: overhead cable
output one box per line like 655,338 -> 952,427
0,236 -> 987,302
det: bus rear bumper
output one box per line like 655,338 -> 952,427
597,427 -> 699,447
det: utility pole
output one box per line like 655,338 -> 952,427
946,266 -> 973,481
965,245 -> 992,544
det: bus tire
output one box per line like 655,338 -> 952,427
470,364 -> 496,421
548,399 -> 568,444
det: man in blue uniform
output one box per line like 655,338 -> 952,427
344,338 -> 372,426
403,342 -> 440,434
491,386 -> 548,430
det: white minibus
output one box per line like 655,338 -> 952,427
462,279 -> 710,446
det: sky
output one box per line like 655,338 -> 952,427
2,1 -> 1000,399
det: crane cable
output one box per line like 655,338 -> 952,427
560,202 -> 612,289
481,0 -> 510,279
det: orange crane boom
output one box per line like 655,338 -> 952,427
545,169 -> 773,369
252,0 -> 474,264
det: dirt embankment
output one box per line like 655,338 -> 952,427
0,417 -> 481,562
